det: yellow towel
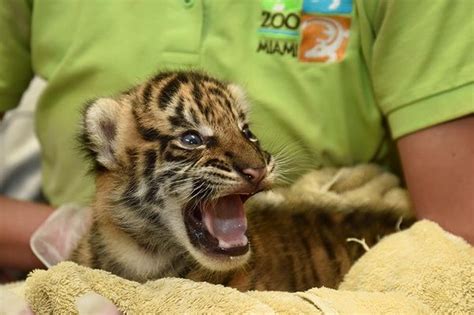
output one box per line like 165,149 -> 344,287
16,220 -> 472,314
340,220 -> 474,314
248,163 -> 412,215
2,165 -> 472,314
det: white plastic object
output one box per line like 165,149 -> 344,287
30,204 -> 92,268
76,292 -> 121,315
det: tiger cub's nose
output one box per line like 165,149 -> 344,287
241,167 -> 266,184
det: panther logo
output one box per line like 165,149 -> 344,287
299,16 -> 350,63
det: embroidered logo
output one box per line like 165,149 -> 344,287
298,15 -> 350,63
256,0 -> 352,63
257,0 -> 303,57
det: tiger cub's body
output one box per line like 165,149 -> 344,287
71,71 -> 413,292
182,207 -> 412,291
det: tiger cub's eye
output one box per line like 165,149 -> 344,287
242,125 -> 258,142
180,131 -> 203,147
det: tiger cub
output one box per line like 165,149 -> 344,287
71,71 -> 413,292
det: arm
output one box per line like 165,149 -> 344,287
0,196 -> 53,269
398,115 -> 474,244
357,1 -> 473,242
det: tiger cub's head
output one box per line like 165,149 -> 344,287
81,71 -> 275,271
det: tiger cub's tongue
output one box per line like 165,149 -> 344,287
201,195 -> 248,249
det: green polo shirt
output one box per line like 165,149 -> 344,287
1,0 -> 473,206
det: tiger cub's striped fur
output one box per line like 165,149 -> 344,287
71,71 -> 414,292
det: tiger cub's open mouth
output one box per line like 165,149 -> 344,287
184,193 -> 253,257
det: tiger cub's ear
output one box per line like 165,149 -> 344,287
81,98 -> 122,170
227,84 -> 250,118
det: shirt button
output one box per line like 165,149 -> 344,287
183,0 -> 194,8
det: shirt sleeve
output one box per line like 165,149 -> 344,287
363,0 -> 474,139
0,0 -> 34,112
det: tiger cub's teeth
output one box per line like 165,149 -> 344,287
218,235 -> 249,249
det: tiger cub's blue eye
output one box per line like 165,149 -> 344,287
242,125 -> 257,142
180,131 -> 203,147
